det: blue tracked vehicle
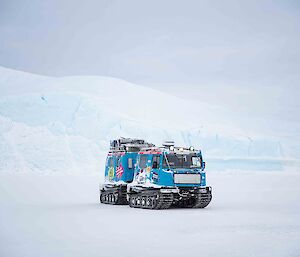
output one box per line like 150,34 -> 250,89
127,141 -> 212,209
100,138 -> 155,205
100,139 -> 212,209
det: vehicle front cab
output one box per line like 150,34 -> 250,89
132,147 -> 208,189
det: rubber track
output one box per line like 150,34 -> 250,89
193,192 -> 212,208
100,187 -> 128,205
129,191 -> 174,210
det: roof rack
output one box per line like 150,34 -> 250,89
109,137 -> 155,153
159,142 -> 197,153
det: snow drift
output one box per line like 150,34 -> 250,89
0,66 -> 299,173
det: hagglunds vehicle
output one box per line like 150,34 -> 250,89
100,138 -> 212,209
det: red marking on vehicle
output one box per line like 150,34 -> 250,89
139,151 -> 162,155
116,164 -> 124,178
108,152 -> 125,157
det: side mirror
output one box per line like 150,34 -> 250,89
202,161 -> 206,171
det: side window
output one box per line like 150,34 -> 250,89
139,155 -> 147,169
152,156 -> 160,169
109,157 -> 114,167
191,156 -> 201,167
128,158 -> 133,169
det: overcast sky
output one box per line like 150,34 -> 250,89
0,0 -> 300,88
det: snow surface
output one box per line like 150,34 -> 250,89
0,171 -> 299,257
0,66 -> 299,174
0,67 -> 300,257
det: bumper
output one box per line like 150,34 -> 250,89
160,186 -> 212,194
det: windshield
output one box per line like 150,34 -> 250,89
163,154 -> 202,169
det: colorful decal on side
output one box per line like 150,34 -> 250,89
152,172 -> 158,182
136,169 -> 146,184
116,164 -> 124,178
108,167 -> 115,180
146,166 -> 151,174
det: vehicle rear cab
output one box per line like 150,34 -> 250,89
105,152 -> 137,183
100,138 -> 155,205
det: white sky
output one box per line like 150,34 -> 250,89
0,0 -> 299,86
0,0 -> 299,131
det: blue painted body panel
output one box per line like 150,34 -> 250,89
104,148 -> 208,188
104,152 -> 138,183
132,150 -> 207,188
